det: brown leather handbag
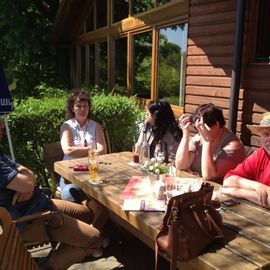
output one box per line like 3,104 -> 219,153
155,182 -> 224,270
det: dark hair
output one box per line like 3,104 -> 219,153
147,100 -> 182,142
66,89 -> 91,119
192,103 -> 225,127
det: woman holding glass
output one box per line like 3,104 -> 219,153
135,100 -> 182,164
59,90 -> 108,235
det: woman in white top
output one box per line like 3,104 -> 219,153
59,90 -> 108,232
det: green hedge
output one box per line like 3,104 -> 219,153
1,92 -> 144,187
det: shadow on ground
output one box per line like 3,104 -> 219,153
68,220 -> 170,270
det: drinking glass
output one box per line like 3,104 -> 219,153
88,150 -> 99,182
132,144 -> 140,164
211,187 -> 223,210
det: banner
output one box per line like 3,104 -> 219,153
0,63 -> 15,159
0,63 -> 13,114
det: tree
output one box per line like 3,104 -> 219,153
0,0 -> 68,99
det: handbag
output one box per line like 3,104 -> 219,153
155,182 -> 224,270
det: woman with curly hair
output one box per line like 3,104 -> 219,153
59,90 -> 108,239
136,100 -> 182,163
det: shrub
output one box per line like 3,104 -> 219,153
1,92 -> 144,187
91,93 -> 144,152
1,96 -> 67,187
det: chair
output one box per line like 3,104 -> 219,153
0,207 -> 38,270
44,141 -> 64,198
101,120 -> 112,154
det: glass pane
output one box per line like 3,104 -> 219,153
115,37 -> 127,94
132,0 -> 154,15
157,0 -> 173,6
157,24 -> 188,106
80,46 -> 86,86
133,32 -> 152,98
96,0 -> 107,28
86,7 -> 94,32
88,44 -> 95,88
256,0 -> 270,62
99,41 -> 108,90
113,0 -> 129,23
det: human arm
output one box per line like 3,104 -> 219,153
175,114 -> 195,170
223,176 -> 270,208
6,165 -> 36,205
195,117 -> 245,181
60,123 -> 91,158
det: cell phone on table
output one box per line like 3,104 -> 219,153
222,199 -> 240,207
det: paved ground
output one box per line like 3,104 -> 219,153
68,219 -> 170,270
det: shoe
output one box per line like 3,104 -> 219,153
92,248 -> 103,258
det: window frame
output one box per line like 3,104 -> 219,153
76,0 -> 188,114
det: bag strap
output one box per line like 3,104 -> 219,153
191,205 -> 224,239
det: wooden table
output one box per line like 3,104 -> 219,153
54,151 -> 270,270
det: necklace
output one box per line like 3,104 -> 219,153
83,122 -> 88,147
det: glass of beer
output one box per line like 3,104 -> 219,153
88,149 -> 99,181
89,158 -> 99,180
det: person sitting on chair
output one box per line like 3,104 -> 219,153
0,120 -> 102,270
175,103 -> 246,183
223,112 -> 270,208
59,89 -> 107,204
135,99 -> 182,164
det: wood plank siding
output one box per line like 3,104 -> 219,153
185,0 -> 237,118
186,0 -> 269,148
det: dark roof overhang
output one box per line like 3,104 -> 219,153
52,0 -> 93,47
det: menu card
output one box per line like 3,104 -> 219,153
120,176 -> 166,212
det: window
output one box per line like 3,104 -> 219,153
132,0 -> 154,15
114,37 -> 127,94
113,0 -> 129,23
256,0 -> 270,62
88,44 -> 95,88
80,46 -> 86,86
96,0 -> 107,28
132,32 -> 152,98
77,0 -> 188,111
157,24 -> 187,106
86,7 -> 94,32
99,41 -> 108,90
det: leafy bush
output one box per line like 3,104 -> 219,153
1,96 -> 67,187
1,92 -> 144,187
91,93 -> 144,152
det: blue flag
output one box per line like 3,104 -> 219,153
0,63 -> 13,114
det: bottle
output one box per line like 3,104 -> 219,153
140,129 -> 150,166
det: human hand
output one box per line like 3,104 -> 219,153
255,183 -> 270,208
12,191 -> 33,205
178,114 -> 192,136
195,116 -> 212,142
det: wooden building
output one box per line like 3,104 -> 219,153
53,0 -> 270,148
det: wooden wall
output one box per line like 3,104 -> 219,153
186,0 -> 270,148
185,0 -> 238,118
